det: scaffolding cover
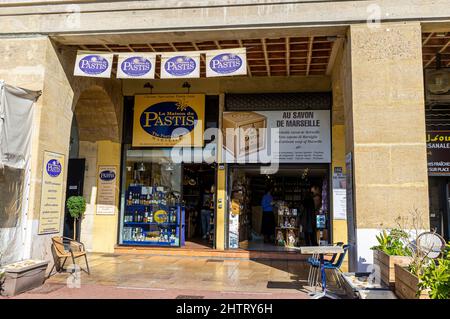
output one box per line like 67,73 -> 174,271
0,80 -> 40,264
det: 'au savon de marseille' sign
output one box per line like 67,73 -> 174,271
132,94 -> 205,147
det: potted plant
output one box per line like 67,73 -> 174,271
371,228 -> 412,288
416,243 -> 450,299
66,195 -> 86,240
396,241 -> 449,299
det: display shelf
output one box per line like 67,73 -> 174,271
124,222 -> 178,226
122,241 -> 175,246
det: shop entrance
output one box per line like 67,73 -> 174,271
228,165 -> 330,252
183,163 -> 216,248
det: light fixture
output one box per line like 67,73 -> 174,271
182,81 -> 191,93
143,82 -> 154,93
138,150 -> 146,172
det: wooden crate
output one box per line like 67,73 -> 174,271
394,264 -> 429,299
373,250 -> 412,288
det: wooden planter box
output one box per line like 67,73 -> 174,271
394,264 -> 429,299
373,250 -> 412,288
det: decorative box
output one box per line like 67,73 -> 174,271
222,112 -> 266,157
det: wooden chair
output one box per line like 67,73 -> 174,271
48,236 -> 90,278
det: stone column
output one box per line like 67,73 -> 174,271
344,22 -> 429,271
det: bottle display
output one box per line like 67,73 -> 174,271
122,184 -> 182,246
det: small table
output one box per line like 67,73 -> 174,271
292,246 -> 344,299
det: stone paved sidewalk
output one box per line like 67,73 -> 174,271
2,253 -> 346,299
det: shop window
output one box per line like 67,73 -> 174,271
119,147 -> 184,246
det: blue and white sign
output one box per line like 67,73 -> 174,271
74,51 -> 113,78
206,48 -> 247,77
160,52 -> 200,79
97,166 -> 117,215
46,159 -> 62,178
117,53 -> 156,79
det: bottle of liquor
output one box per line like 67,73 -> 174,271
148,211 -> 153,223
144,209 -> 148,223
128,191 -> 132,205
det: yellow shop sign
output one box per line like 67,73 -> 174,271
133,94 -> 205,147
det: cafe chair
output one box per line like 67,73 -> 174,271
307,242 -> 344,288
48,236 -> 90,278
309,244 -> 349,289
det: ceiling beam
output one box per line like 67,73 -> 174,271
285,37 -> 290,77
306,36 -> 314,76
238,39 -> 252,77
422,32 -> 434,46
326,37 -> 343,75
424,39 -> 450,68
262,38 -> 271,77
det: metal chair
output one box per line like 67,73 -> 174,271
48,236 -> 90,278
307,242 -> 344,289
309,244 -> 349,289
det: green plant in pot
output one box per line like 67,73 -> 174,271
371,228 -> 411,256
417,243 -> 450,299
66,196 -> 86,240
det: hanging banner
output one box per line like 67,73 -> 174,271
38,151 -> 65,234
117,53 -> 156,79
132,94 -> 205,147
74,50 -> 113,78
96,166 -> 117,215
160,52 -> 200,79
206,48 -> 247,77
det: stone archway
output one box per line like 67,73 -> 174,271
69,83 -> 123,252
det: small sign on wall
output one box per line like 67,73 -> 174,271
38,151 -> 65,234
96,166 -> 117,215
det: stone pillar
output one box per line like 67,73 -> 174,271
0,37 -> 74,263
344,22 -> 429,271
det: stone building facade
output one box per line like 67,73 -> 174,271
0,0 -> 449,271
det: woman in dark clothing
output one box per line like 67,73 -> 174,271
261,187 -> 275,243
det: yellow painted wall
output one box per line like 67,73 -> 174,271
91,140 -> 121,253
331,124 -> 348,270
215,168 -> 226,250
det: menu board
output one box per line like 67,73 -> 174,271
96,166 -> 117,215
38,151 -> 65,234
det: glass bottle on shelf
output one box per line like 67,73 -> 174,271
148,210 -> 153,223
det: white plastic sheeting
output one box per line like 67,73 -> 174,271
0,80 -> 40,264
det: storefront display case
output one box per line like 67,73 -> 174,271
122,185 -> 184,246
119,147 -> 185,247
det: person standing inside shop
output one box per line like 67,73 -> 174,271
201,187 -> 213,240
261,186 -> 275,243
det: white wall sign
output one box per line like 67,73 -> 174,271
38,151 -> 65,234
332,172 -> 347,220
160,52 -> 200,79
206,48 -> 247,77
96,166 -> 117,215
74,51 -> 113,78
222,110 -> 331,163
117,53 -> 156,79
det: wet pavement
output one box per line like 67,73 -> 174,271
4,253 -> 346,299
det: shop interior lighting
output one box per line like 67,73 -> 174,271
138,150 -> 146,172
